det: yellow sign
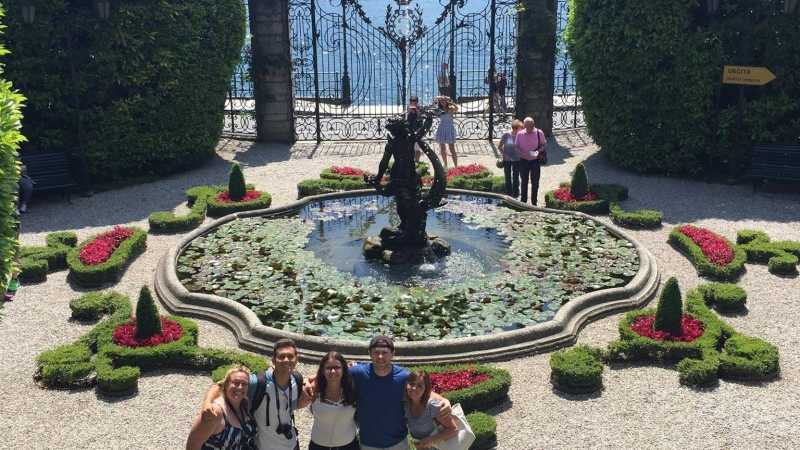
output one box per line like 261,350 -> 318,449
722,66 -> 776,86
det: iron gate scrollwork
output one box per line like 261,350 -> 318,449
553,0 -> 584,129
288,0 -> 518,141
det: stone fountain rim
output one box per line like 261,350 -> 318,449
155,189 -> 660,364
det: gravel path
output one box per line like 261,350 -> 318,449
2,131 -> 799,449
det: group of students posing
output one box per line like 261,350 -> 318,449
187,336 -> 457,450
498,117 -> 548,205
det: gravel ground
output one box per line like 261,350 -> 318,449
2,131 -> 799,449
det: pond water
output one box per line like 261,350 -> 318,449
300,195 -> 509,290
177,193 -> 640,341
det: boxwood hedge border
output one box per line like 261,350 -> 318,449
609,202 -> 663,229
66,228 -> 147,288
668,226 -> 746,281
549,344 -> 604,394
18,231 -> 78,283
737,229 -> 800,276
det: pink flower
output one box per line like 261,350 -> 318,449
215,189 -> 262,203
330,166 -> 365,176
79,226 -> 135,266
447,164 -> 488,179
429,369 -> 490,393
112,317 -> 183,348
553,186 -> 598,203
678,225 -> 734,266
630,315 -> 704,342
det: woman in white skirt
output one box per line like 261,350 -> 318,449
433,96 -> 459,169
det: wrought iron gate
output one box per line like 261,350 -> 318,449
554,0 -> 584,129
288,0 -> 517,141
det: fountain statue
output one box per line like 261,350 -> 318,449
362,110 -> 451,265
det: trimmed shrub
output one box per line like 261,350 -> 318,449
297,178 -> 369,198
6,0 -> 246,186
570,163 -> 589,198
718,334 -> 780,381
19,257 -> 48,283
95,354 -> 140,396
736,229 -> 769,245
17,231 -> 78,282
544,191 -> 609,215
697,283 -> 747,313
134,286 -> 162,339
206,191 -> 272,218
35,343 -> 94,387
549,345 -> 603,394
228,163 -> 246,201
46,231 -> 79,248
148,195 -> 207,234
466,412 -> 497,450
565,0 -> 800,177
654,277 -> 682,335
69,291 -> 129,321
737,229 -> 800,275
66,227 -> 146,287
668,226 -> 746,281
768,254 -> 799,275
210,357 -> 270,383
609,202 -> 662,229
412,364 -> 511,414
590,184 -> 629,202
676,350 -> 720,387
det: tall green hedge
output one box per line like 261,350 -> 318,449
4,0 -> 245,185
566,0 -> 800,177
0,6 -> 25,290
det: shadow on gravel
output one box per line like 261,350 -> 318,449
577,151 -> 800,224
550,386 -> 603,401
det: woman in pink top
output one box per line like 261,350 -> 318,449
514,116 -> 547,205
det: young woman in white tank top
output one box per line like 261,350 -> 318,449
309,351 -> 359,450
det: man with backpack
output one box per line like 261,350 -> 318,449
203,338 -> 312,450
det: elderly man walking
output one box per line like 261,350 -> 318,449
514,116 -> 547,205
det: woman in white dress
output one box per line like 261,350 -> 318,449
433,96 -> 459,169
309,351 -> 359,450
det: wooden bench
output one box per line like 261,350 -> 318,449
748,144 -> 800,191
20,151 -> 79,200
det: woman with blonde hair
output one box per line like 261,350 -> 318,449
405,370 -> 458,449
187,366 -> 257,450
433,96 -> 459,169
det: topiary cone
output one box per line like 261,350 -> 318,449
135,286 -> 162,339
570,163 -> 590,198
228,163 -> 246,201
654,277 -> 683,335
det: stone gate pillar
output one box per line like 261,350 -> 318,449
250,0 -> 295,143
515,0 -> 557,136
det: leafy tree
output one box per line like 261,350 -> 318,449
135,286 -> 162,339
654,277 -> 683,335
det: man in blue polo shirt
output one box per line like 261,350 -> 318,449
352,335 -> 451,450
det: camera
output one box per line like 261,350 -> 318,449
276,423 -> 294,440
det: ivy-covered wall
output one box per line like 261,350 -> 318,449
566,0 -> 800,177
4,0 -> 245,185
0,6 -> 25,290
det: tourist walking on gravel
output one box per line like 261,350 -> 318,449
433,96 -> 459,169
308,351 -> 359,450
404,370 -> 458,450
515,116 -> 547,205
498,119 -> 523,198
203,339 -> 312,450
187,366 -> 258,450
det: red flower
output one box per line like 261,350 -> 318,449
447,164 -> 488,179
78,226 -> 135,266
630,314 -> 704,342
330,166 -> 365,176
429,369 -> 490,393
553,186 -> 598,202
112,317 -> 183,348
215,189 -> 262,203
421,176 -> 433,186
678,225 -> 734,266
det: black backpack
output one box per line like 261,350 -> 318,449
250,370 -> 304,422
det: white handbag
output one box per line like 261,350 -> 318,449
431,403 -> 476,450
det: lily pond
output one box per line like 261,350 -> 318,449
177,195 -> 640,341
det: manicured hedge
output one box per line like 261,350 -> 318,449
18,231 -> 78,283
5,0 -> 246,186
448,175 -> 505,194
148,195 -> 207,234
0,7 -> 24,294
566,0 -> 800,177
297,178 -> 371,199
550,345 -> 604,394
605,284 -> 779,387
696,283 -> 747,313
66,228 -> 147,287
466,412 -> 497,450
545,192 -> 608,215
36,290 -> 272,396
609,203 -> 662,229
206,191 -> 272,218
413,364 -> 511,414
737,229 -> 800,276
668,226 -> 746,281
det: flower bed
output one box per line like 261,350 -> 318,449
629,315 -> 704,342
67,227 -> 147,287
79,226 -> 135,265
668,225 -> 745,281
36,291 -> 269,396
447,164 -> 490,179
413,364 -> 510,414
215,189 -> 263,203
18,231 -> 78,283
112,317 -> 183,348
552,186 -> 598,202
321,166 -> 367,180
605,285 -> 779,387
430,369 -> 489,393
737,229 -> 800,276
206,187 -> 271,217
545,189 -> 609,214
